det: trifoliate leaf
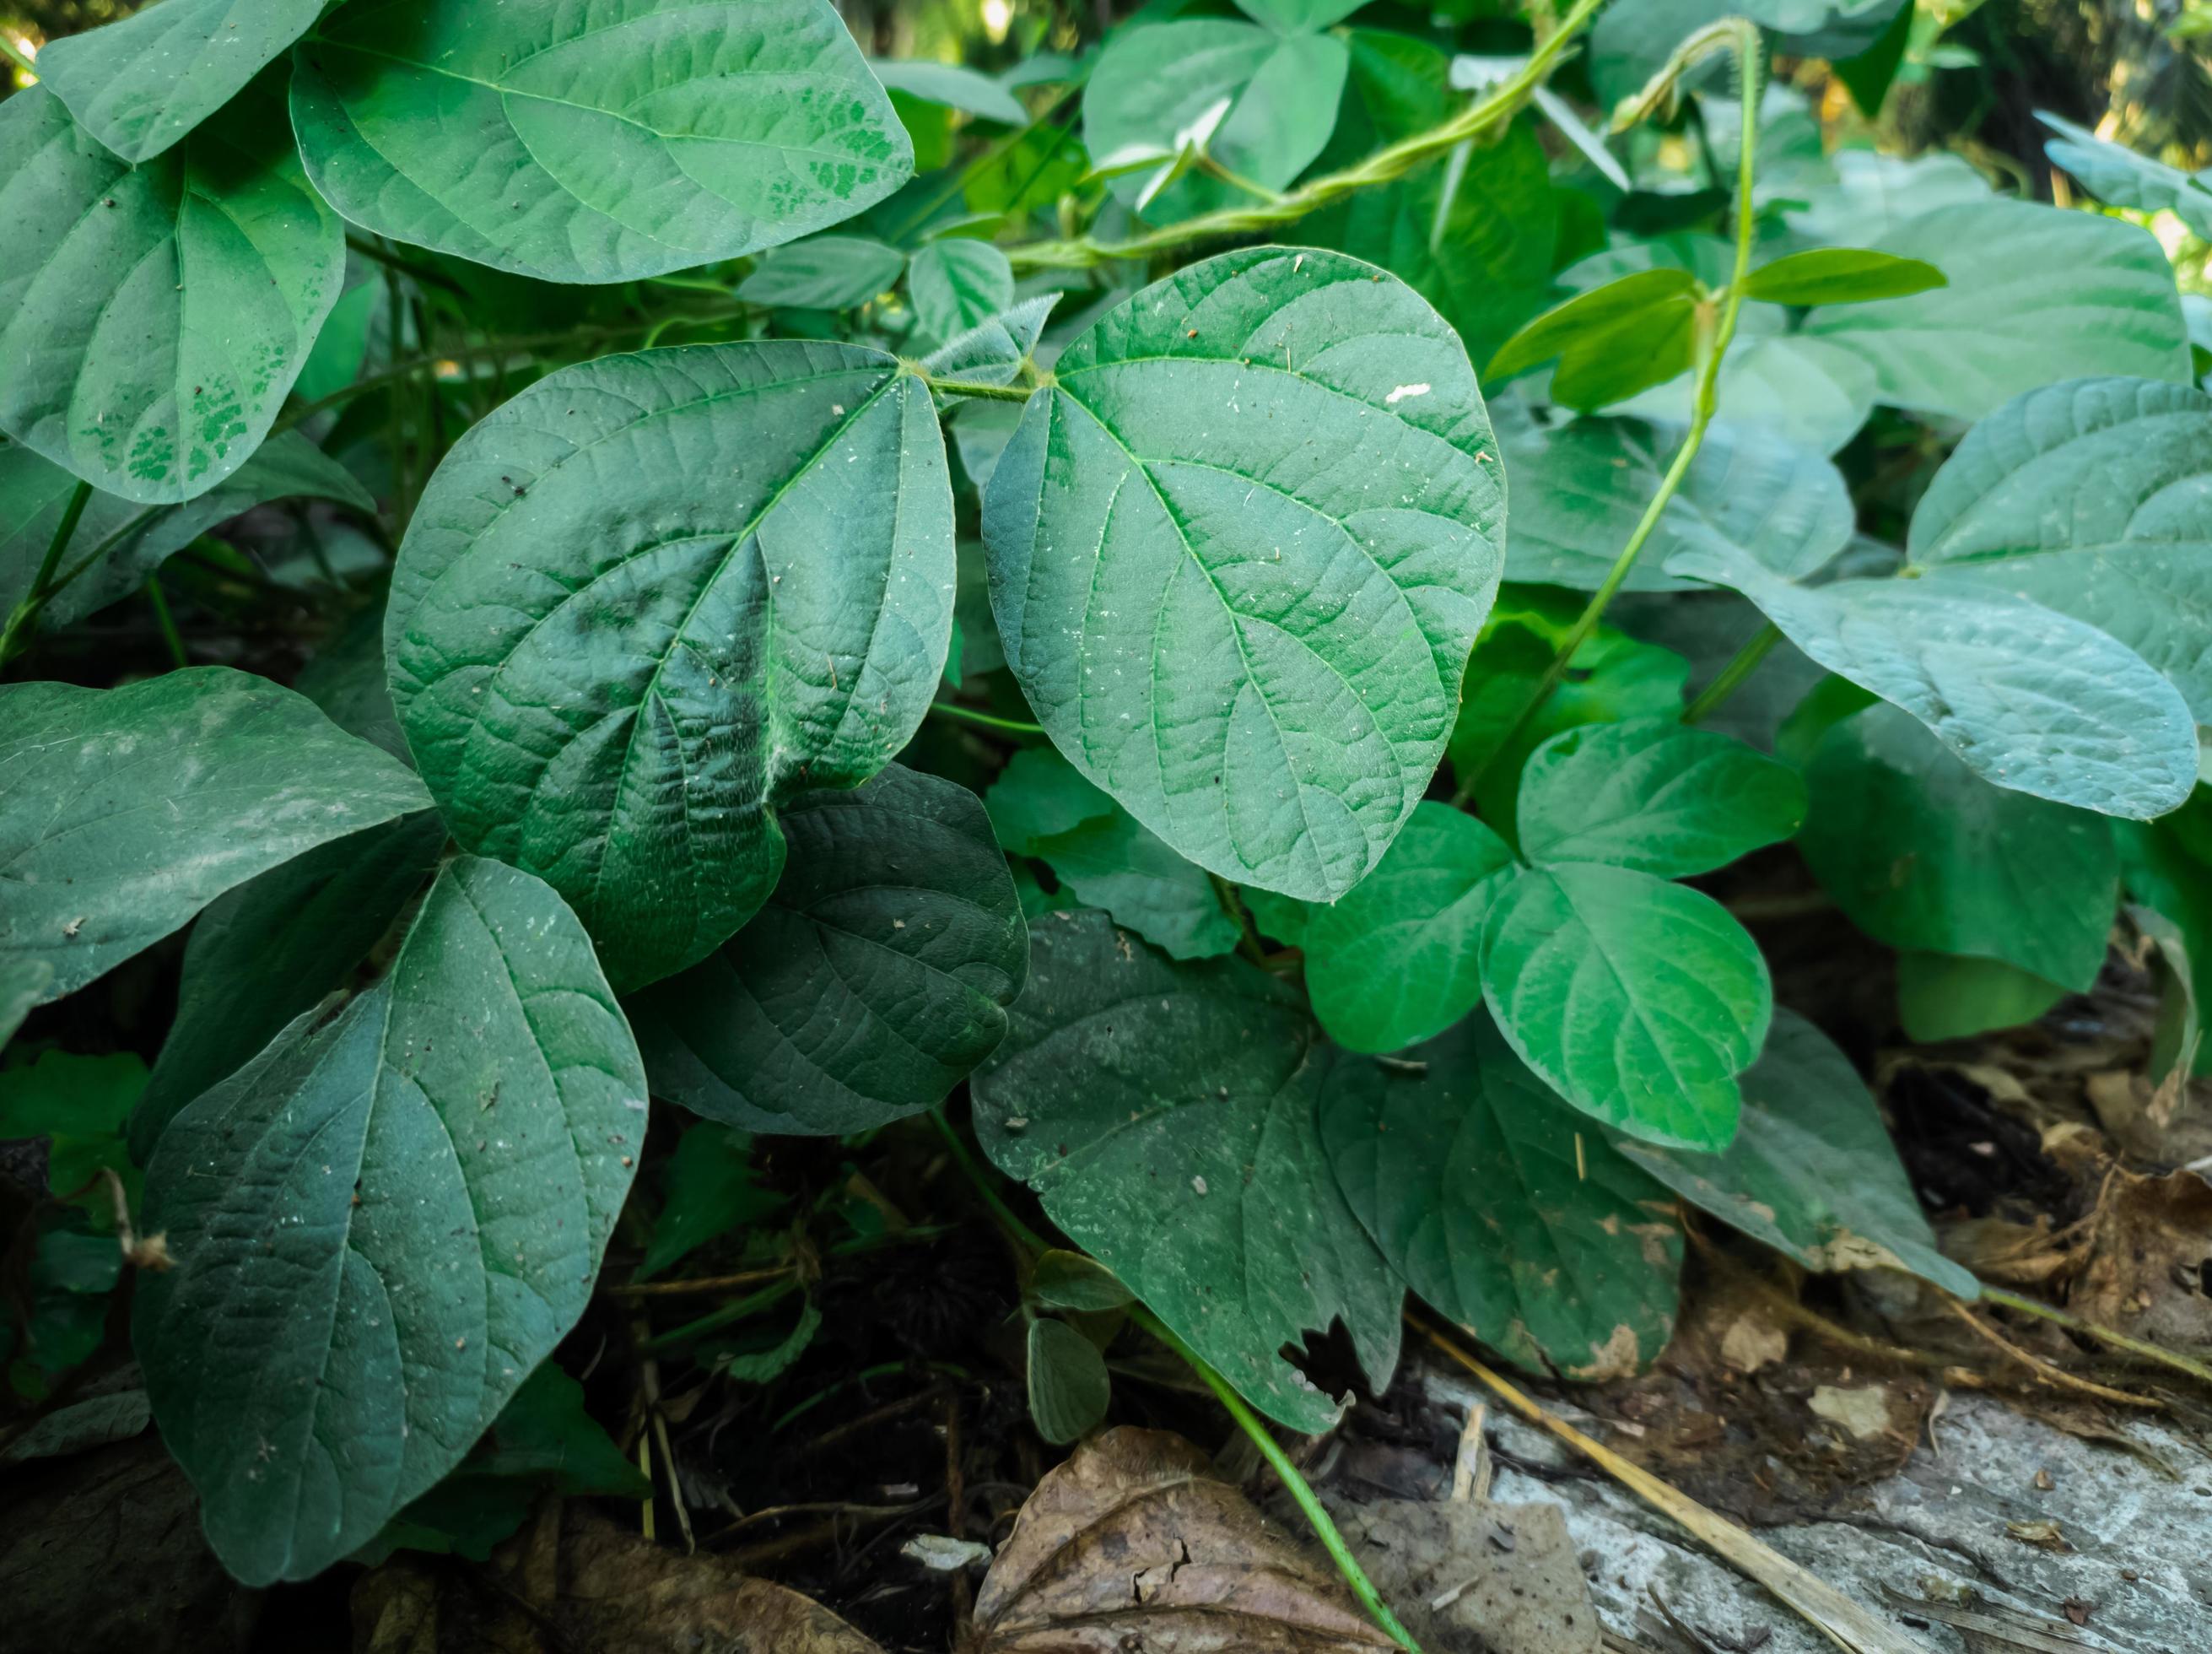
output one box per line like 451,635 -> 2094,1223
630,765 -> 1028,1135
984,247 -> 1505,903
136,856 -> 647,1584
1323,1013 -> 1682,1380
386,343 -> 954,992
290,0 -> 912,284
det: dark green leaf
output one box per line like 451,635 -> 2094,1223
1896,953 -> 2065,1043
1303,803 -> 1515,1055
1030,1249 -> 1135,1312
1481,864 -> 1768,1149
0,668 -> 432,1005
1322,1013 -> 1681,1380
295,602 -> 413,764
1486,270 -> 1699,411
923,295 -> 1058,397
387,343 -> 954,992
630,765 -> 1028,1135
290,0 -> 912,284
0,79 -> 343,504
35,0 -> 325,162
1026,1316 -> 1110,1445
1739,247 -> 1945,306
736,238 -> 907,310
0,1050 -> 143,1212
136,855 -> 647,1585
910,241 -> 1015,343
984,247 -> 1504,903
1614,1009 -> 1977,1297
1797,703 -> 2117,992
637,1122 -> 785,1282
973,910 -> 1400,1432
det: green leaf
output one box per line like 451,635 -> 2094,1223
1739,247 -> 1945,307
1,434 -> 373,634
1783,149 -> 1990,247
923,294 -> 1058,396
1499,412 -> 1853,592
1800,199 -> 2191,423
1516,719 -> 1805,878
0,79 -> 343,505
973,910 -> 1401,1432
1323,1013 -> 1682,1380
1486,270 -> 1699,412
1590,0 -> 1904,111
131,812 -> 448,1162
1896,953 -> 2065,1043
386,342 -> 954,993
1614,1010 -> 1977,1298
35,0 -> 326,163
910,240 -> 1016,343
1082,19 -> 1346,222
1796,703 -> 2117,992
1666,543 -> 2199,820
1237,0 -> 1367,31
1906,377 -> 2212,721
135,855 -> 648,1586
630,765 -> 1028,1135
637,1122 -> 785,1282
1303,33 -> 1558,365
0,1050 -> 144,1214
868,58 -> 1028,126
0,960 -> 50,1052
1029,1249 -> 1135,1312
736,237 -> 907,311
1027,1316 -> 1110,1445
984,246 -> 1505,903
1616,333 -> 1879,457
1303,803 -> 1515,1055
0,668 -> 432,1006
294,281 -> 382,406
2039,111 -> 2212,241
296,602 -> 413,764
1481,864 -> 1769,1150
291,0 -> 912,284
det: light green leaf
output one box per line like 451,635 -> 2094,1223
1614,1009 -> 1978,1298
1591,0 -> 1901,111
868,58 -> 1028,125
135,855 -> 647,1586
1739,247 -> 1945,306
985,745 -> 1117,846
1236,0 -> 1367,31
1666,543 -> 2199,820
1783,149 -> 1990,246
1303,803 -> 1515,1055
1323,1013 -> 1682,1380
1801,199 -> 2191,423
1896,953 -> 2065,1043
1082,19 -> 1346,223
0,960 -> 51,1052
924,295 -> 1058,396
1797,703 -> 2117,991
386,342 -> 954,993
1500,413 -> 1852,592
1030,1249 -> 1135,1312
1615,333 -> 1879,457
736,237 -> 906,311
290,0 -> 912,284
1241,885 -> 1311,948
1027,1317 -> 1110,1445
910,240 -> 1016,343
131,812 -> 448,1162
1481,863 -> 1769,1149
630,765 -> 1028,1135
1906,377 -> 2212,721
0,668 -> 432,1005
35,0 -> 326,162
1486,270 -> 1699,411
294,280 -> 382,406
637,1122 -> 785,1282
1303,32 -> 1558,365
984,247 -> 1505,903
1516,719 -> 1805,877
973,909 -> 1401,1432
1,434 -> 373,633
0,79 -> 344,505
2039,111 -> 2212,241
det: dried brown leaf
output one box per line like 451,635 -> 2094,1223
2070,1168 -> 2212,1353
1333,1497 -> 1603,1654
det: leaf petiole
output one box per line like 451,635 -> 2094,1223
1682,621 -> 1783,723
929,700 -> 1046,733
0,478 -> 92,668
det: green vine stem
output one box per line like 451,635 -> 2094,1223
0,478 -> 91,668
1978,1284 -> 2212,1392
1129,1305 -> 1424,1653
915,376 -> 1038,403
928,700 -> 1047,735
1006,0 -> 1609,273
1461,17 -> 1763,798
1681,621 -> 1782,723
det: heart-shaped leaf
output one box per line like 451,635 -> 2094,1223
1322,1013 -> 1682,1380
290,0 -> 912,284
0,79 -> 343,504
135,855 -> 648,1584
386,343 -> 954,992
0,668 -> 432,1005
972,910 -> 1401,1432
984,246 -> 1505,903
1907,376 -> 2212,719
630,765 -> 1028,1135
35,0 -> 326,162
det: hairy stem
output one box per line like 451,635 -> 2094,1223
1681,621 -> 1781,722
0,478 -> 92,668
1130,1305 -> 1422,1652
916,376 -> 1039,403
1006,0 -> 1608,273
